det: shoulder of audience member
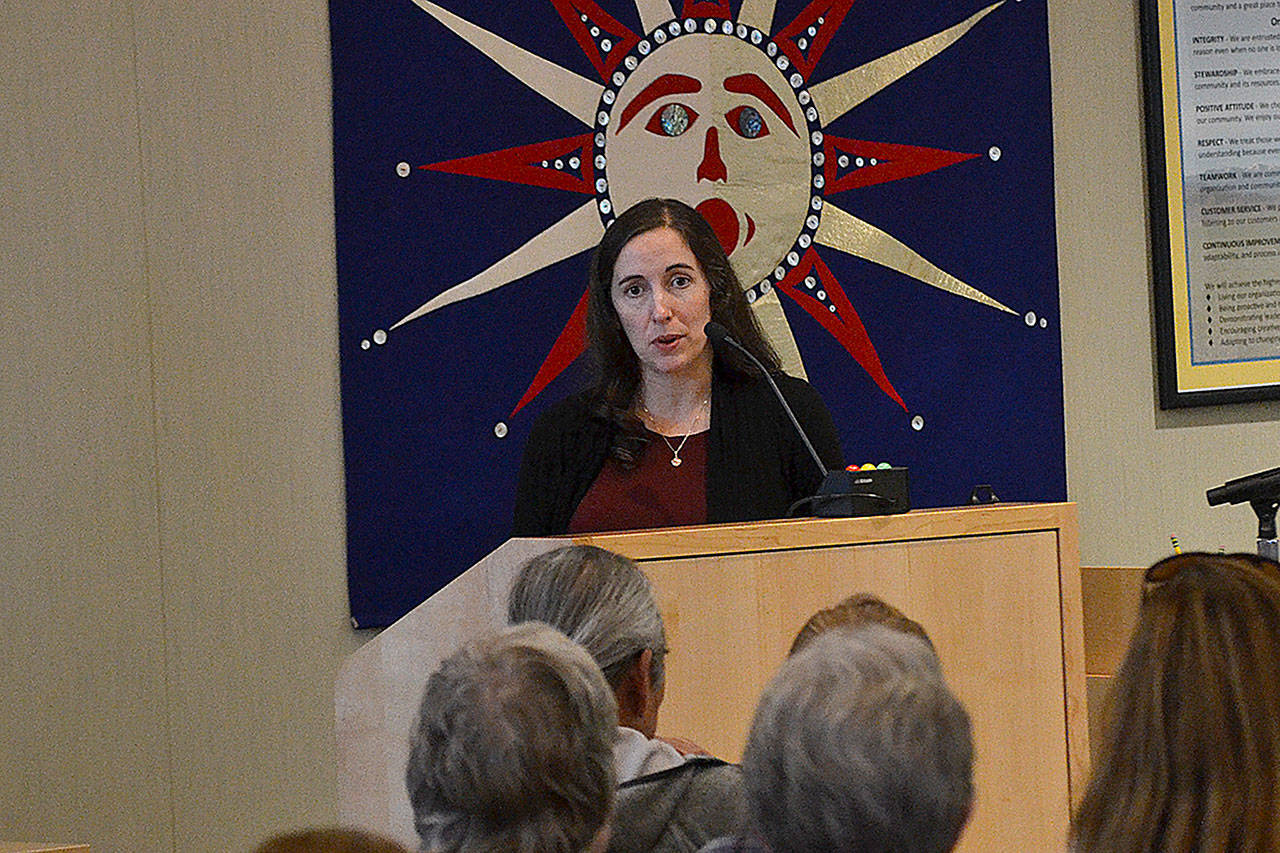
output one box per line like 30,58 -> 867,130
695,835 -> 771,853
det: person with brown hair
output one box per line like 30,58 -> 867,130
1070,552 -> 1280,852
511,198 -> 842,537
253,828 -> 409,853
788,592 -> 933,657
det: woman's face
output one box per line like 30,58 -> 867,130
610,226 -> 713,386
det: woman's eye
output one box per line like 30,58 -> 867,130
670,275 -> 692,289
645,103 -> 698,137
624,284 -> 645,298
727,105 -> 769,139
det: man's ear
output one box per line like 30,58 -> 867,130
615,649 -> 654,731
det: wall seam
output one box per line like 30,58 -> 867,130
126,0 -> 180,848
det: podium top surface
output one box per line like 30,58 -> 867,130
556,502 -> 1077,560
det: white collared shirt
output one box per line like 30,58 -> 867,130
613,725 -> 685,783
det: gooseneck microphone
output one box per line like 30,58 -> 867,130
704,321 -> 908,518
704,321 -> 829,481
1206,466 -> 1280,506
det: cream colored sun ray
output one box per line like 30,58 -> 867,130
634,0 -> 676,34
809,1 -> 1003,124
390,200 -> 604,329
815,202 -> 1015,314
752,288 -> 807,380
409,0 -> 603,127
737,0 -> 777,34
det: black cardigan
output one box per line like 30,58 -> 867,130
511,369 -> 845,536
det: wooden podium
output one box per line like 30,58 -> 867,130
337,502 -> 1086,852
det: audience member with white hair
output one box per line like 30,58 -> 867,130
405,621 -> 617,853
507,545 -> 748,853
702,624 -> 974,853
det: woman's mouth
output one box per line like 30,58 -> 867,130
652,334 -> 682,351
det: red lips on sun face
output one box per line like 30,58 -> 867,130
695,197 -> 754,258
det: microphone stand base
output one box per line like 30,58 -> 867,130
810,468 -> 911,518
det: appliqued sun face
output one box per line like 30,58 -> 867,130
373,0 -> 1034,428
604,35 -> 812,288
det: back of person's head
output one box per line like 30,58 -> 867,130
405,622 -> 618,853
789,592 -> 934,656
1071,552 -> 1280,853
743,624 -> 973,853
252,828 -> 409,853
507,545 -> 666,691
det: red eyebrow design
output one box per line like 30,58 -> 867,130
617,73 -> 702,131
724,73 -> 798,136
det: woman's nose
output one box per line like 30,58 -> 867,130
650,289 -> 674,321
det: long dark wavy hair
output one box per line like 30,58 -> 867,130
585,198 -> 781,465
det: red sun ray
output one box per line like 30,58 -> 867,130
776,249 -> 908,411
822,137 -> 981,193
681,0 -> 733,18
549,0 -> 641,80
420,134 -> 596,194
510,288 -> 590,417
774,0 -> 856,82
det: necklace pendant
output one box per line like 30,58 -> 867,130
670,456 -> 682,467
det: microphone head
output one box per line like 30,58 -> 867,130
704,321 -> 730,346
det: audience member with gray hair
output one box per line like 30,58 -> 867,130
508,545 -> 748,853
405,621 -> 617,853
704,624 -> 973,853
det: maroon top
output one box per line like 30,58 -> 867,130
568,429 -> 709,533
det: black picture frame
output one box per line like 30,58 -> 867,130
1138,0 -> 1280,408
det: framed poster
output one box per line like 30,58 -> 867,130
1142,0 -> 1280,407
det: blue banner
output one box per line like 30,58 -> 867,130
330,0 -> 1065,627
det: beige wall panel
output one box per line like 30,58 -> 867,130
0,1 -> 172,851
1051,0 -> 1280,568
1085,674 -> 1115,767
1080,566 -> 1144,675
129,0 -> 361,850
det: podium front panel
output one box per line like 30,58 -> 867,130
580,503 -> 1084,853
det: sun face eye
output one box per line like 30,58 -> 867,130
645,103 -> 698,137
727,105 -> 769,139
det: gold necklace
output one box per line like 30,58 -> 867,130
640,397 -> 709,467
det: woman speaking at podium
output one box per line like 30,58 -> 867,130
512,198 -> 844,536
